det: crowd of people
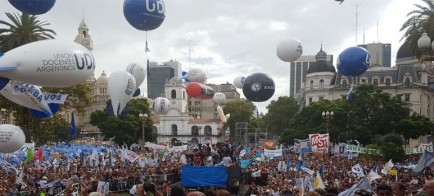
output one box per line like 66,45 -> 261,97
0,142 -> 433,195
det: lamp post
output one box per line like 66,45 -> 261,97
139,113 -> 148,145
322,111 -> 334,133
1,108 -> 6,124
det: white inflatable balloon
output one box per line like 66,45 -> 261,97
213,93 -> 226,105
108,71 -> 136,116
216,106 -> 227,123
0,39 -> 95,87
186,69 -> 206,83
126,63 -> 146,87
276,39 -> 303,62
0,124 -> 25,153
153,97 -> 170,114
233,76 -> 246,89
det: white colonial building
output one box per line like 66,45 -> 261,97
153,77 -> 223,146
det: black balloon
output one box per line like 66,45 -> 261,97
242,73 -> 275,102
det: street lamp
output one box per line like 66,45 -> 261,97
322,111 -> 334,133
1,108 -> 6,124
139,113 -> 148,145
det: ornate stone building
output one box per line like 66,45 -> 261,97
302,41 -> 434,147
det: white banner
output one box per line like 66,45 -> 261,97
405,143 -> 433,154
309,133 -> 329,154
43,93 -> 68,104
123,149 -> 139,163
264,149 -> 283,157
97,181 -> 110,196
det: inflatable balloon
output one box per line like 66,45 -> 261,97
213,93 -> 226,105
0,124 -> 25,153
186,69 -> 207,83
126,63 -> 146,87
337,46 -> 371,77
242,73 -> 275,102
108,71 -> 137,116
216,106 -> 226,123
123,0 -> 166,31
0,80 -> 68,118
276,39 -> 303,62
8,0 -> 56,15
186,82 -> 214,99
153,97 -> 170,114
0,39 -> 95,87
233,76 -> 246,89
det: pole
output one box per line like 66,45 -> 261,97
141,120 -> 145,144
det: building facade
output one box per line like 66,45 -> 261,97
147,63 -> 175,99
302,42 -> 433,147
289,51 -> 333,97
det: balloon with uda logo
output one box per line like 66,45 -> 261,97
0,39 -> 95,88
8,0 -> 56,15
153,97 -> 170,114
108,71 -> 136,116
123,0 -> 166,31
337,46 -> 371,77
0,124 -> 25,153
126,63 -> 146,96
233,76 -> 246,89
242,73 -> 275,102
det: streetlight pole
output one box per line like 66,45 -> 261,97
322,111 -> 334,133
139,113 -> 148,145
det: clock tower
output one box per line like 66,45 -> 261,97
74,18 -> 93,51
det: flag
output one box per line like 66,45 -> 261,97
314,172 -> 326,189
348,83 -> 354,104
147,59 -> 151,77
52,152 -> 60,165
352,164 -> 365,177
368,170 -> 382,183
413,150 -> 434,173
381,159 -> 395,175
124,149 -> 140,163
240,159 -> 251,168
319,164 -> 324,176
70,111 -> 76,137
286,157 -> 291,171
338,177 -> 371,196
109,149 -> 114,167
295,159 -> 304,171
33,147 -> 43,161
24,148 -> 33,164
239,146 -> 246,157
301,166 -> 315,175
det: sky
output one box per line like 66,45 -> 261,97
0,0 -> 418,114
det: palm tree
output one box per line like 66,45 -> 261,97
0,12 -> 56,52
400,0 -> 434,53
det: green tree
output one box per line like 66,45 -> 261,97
400,0 -> 434,53
374,134 -> 405,162
264,96 -> 299,136
0,12 -> 56,52
222,99 -> 254,142
90,98 -> 153,145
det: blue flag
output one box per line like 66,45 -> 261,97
413,150 -> 434,173
70,112 -> 76,137
319,164 -> 324,176
286,157 -> 291,170
240,159 -> 251,168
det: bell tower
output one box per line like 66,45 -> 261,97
74,18 -> 93,51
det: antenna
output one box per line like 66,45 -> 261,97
363,27 -> 365,44
355,4 -> 360,44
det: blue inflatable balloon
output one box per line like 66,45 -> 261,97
182,71 -> 187,77
123,0 -> 166,31
8,0 -> 56,15
337,46 -> 371,77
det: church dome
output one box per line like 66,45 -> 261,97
96,71 -> 108,85
396,42 -> 418,60
307,47 -> 336,74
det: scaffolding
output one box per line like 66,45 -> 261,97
234,122 -> 269,147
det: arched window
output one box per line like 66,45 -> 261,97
405,78 -> 411,87
204,126 -> 212,136
342,80 -> 347,88
320,79 -> 324,88
310,80 -> 314,89
171,124 -> 178,136
191,126 -> 199,136
171,89 -> 176,99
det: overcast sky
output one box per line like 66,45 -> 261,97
0,0 -> 417,113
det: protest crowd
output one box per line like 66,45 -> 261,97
0,138 -> 434,196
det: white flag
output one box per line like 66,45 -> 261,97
381,159 -> 394,175
368,170 -> 382,182
351,164 -> 365,177
301,166 -> 315,175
